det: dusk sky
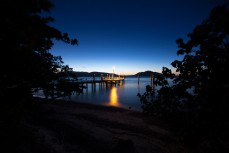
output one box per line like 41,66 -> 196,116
49,0 -> 227,75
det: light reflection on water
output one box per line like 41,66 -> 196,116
64,77 -> 160,111
109,86 -> 119,107
33,77 -> 172,111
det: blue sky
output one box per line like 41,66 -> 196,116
49,0 -> 227,75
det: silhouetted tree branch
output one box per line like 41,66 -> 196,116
0,0 -> 78,102
140,4 -> 229,152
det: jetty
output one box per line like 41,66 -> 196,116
76,75 -> 125,88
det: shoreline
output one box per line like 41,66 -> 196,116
33,95 -> 143,112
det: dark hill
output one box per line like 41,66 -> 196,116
135,71 -> 162,77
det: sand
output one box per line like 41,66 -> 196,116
22,100 -> 188,153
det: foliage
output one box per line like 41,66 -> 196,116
0,0 -> 78,102
139,4 -> 229,152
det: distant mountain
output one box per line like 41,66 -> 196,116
135,71 -> 162,77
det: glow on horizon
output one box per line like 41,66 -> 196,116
51,41 -> 177,75
68,63 -> 165,75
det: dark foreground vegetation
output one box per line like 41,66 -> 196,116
139,4 -> 229,153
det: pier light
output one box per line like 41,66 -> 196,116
112,66 -> 115,79
112,66 -> 115,73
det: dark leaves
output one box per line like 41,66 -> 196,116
0,0 -> 78,100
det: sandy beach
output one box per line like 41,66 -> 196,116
13,99 -> 187,153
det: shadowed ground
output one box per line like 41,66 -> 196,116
1,99 -> 188,153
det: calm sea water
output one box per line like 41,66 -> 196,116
60,77 -> 160,111
33,77 -> 161,111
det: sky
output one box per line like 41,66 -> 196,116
49,0 -> 228,75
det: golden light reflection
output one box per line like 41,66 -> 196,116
109,86 -> 119,107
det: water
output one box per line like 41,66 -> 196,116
33,77 -> 160,111
60,77 -> 160,111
